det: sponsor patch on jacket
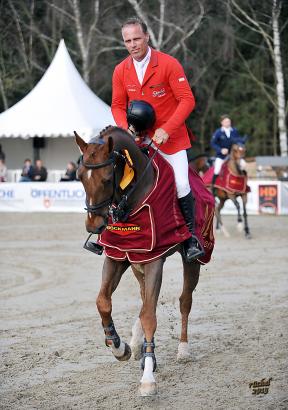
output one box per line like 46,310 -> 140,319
178,77 -> 185,82
127,84 -> 137,92
152,88 -> 166,97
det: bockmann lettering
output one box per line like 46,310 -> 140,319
107,225 -> 140,232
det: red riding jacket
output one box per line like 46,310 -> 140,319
111,49 -> 195,154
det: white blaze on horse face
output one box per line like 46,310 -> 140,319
87,169 -> 92,179
88,197 -> 93,219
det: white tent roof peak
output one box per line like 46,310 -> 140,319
0,39 -> 115,140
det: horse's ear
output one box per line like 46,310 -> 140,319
107,136 -> 114,153
74,131 -> 87,153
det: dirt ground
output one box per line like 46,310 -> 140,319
0,213 -> 287,410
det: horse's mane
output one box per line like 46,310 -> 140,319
88,125 -> 136,148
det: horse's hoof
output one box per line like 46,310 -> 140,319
221,226 -> 230,238
130,342 -> 143,360
245,233 -> 252,239
139,382 -> 157,397
177,342 -> 191,362
114,342 -> 131,361
237,222 -> 243,232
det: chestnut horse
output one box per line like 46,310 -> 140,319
202,143 -> 251,238
75,127 -> 202,396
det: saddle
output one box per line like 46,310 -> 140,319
203,162 -> 250,194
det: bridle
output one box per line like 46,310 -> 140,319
79,153 -> 116,216
79,142 -> 159,224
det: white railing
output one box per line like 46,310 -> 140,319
6,169 -> 66,183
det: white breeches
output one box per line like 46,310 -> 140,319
214,157 -> 225,175
158,149 -> 190,198
239,158 -> 246,170
214,157 -> 246,175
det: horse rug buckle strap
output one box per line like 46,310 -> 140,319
109,196 -> 130,223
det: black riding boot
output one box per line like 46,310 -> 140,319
178,192 -> 205,262
211,174 -> 218,196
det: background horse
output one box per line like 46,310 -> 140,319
201,143 -> 251,238
75,127 -> 208,397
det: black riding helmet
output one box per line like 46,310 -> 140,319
127,100 -> 156,132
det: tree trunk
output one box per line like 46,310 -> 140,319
272,0 -> 287,156
0,76 -> 9,110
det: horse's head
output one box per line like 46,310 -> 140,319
75,131 -> 114,234
230,143 -> 246,161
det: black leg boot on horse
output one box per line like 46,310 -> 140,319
178,192 -> 205,262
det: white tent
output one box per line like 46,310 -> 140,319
0,39 -> 115,171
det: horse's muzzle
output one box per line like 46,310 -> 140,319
85,215 -> 108,235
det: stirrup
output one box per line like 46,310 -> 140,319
183,235 -> 205,262
83,233 -> 103,255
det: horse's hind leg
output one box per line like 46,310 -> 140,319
231,196 -> 244,231
242,194 -> 251,238
177,260 -> 200,362
96,257 -> 131,361
216,198 -> 230,237
130,265 -> 145,360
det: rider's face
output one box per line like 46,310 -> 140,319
122,24 -> 149,62
221,118 -> 231,128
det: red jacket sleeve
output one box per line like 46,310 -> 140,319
111,67 -> 129,129
161,59 -> 195,136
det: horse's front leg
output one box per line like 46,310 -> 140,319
139,259 -> 164,396
177,260 -> 200,362
216,198 -> 229,235
96,257 -> 131,361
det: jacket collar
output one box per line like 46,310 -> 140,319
125,48 -> 158,86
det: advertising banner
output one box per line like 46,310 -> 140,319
0,180 -> 287,214
258,184 -> 278,214
0,182 -> 86,212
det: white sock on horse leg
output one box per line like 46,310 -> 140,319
141,357 -> 155,383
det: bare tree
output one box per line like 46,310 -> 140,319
228,0 -> 287,156
127,0 -> 204,60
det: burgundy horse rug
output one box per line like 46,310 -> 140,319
99,150 -> 215,264
202,162 -> 250,194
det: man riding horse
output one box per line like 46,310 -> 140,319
211,115 -> 247,195
110,17 -> 203,262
